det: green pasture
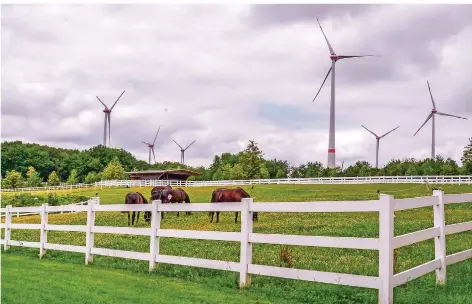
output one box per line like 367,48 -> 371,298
2,183 -> 472,303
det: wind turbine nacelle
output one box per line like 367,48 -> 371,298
103,109 -> 111,113
330,55 -> 339,60
431,109 -> 437,113
148,144 -> 153,148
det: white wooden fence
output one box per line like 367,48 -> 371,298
0,198 -> 99,218
2,175 -> 472,193
1,191 -> 472,304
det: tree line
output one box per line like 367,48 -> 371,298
1,138 -> 472,188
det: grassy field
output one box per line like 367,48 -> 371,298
2,183 -> 472,303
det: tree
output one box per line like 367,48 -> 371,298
461,138 -> 472,164
84,172 -> 99,184
26,166 -> 43,187
239,140 -> 265,179
259,165 -> 270,179
220,164 -> 233,180
230,164 -> 245,180
2,170 -> 25,189
47,171 -> 61,186
26,167 -> 43,187
275,169 -> 286,179
67,169 -> 78,185
101,157 -> 126,180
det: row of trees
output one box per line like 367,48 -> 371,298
2,138 -> 472,188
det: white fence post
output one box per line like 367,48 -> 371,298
433,190 -> 447,285
4,205 -> 12,251
149,199 -> 161,272
39,203 -> 49,258
239,198 -> 253,288
379,194 -> 394,304
85,199 -> 96,264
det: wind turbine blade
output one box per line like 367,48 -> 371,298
110,90 -> 125,110
152,148 -> 156,163
312,67 -> 332,102
96,96 -> 108,108
173,140 -> 183,150
153,127 -> 161,145
436,112 -> 468,120
414,113 -> 433,136
316,17 -> 335,56
142,141 -> 150,145
338,55 -> 376,59
361,125 -> 378,137
184,140 -> 196,150
380,126 -> 400,138
427,80 -> 436,109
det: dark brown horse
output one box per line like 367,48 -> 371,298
151,185 -> 172,196
122,192 -> 151,226
209,187 -> 258,223
152,188 -> 191,219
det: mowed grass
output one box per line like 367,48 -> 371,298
2,183 -> 472,303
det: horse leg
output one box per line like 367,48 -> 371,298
162,211 -> 165,220
235,212 -> 238,224
216,212 -> 220,223
137,211 -> 140,224
185,197 -> 191,216
209,212 -> 213,223
127,212 -> 130,226
132,211 -> 136,225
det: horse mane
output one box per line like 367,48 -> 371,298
236,187 -> 251,198
137,192 -> 148,204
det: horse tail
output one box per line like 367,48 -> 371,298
185,192 -> 190,204
121,194 -> 129,213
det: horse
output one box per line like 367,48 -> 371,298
151,185 -> 172,196
152,188 -> 191,219
122,192 -> 151,226
209,187 -> 258,223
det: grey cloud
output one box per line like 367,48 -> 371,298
2,5 -> 471,168
245,4 -> 375,27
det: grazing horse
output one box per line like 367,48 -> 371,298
151,185 -> 172,196
122,192 -> 151,226
153,188 -> 191,219
209,187 -> 258,223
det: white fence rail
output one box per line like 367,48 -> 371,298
1,191 -> 471,304
2,175 -> 472,193
0,198 -> 99,218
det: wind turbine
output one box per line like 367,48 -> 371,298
173,140 -> 196,165
414,80 -> 468,159
312,18 -> 375,168
141,127 -> 161,165
96,90 -> 125,147
361,125 -> 400,168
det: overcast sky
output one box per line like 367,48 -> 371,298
2,4 -> 472,168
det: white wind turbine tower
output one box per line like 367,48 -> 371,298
173,140 -> 196,165
361,125 -> 400,168
313,18 -> 376,168
96,90 -> 125,147
141,127 -> 160,165
414,80 -> 468,159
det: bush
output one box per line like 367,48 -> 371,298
1,193 -> 90,208
2,170 -> 25,189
